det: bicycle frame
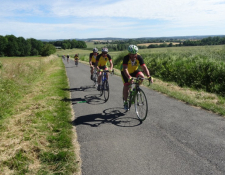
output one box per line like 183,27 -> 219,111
126,77 -> 150,121
98,69 -> 114,102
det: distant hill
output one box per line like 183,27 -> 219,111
40,35 -> 225,42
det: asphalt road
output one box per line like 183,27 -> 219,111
63,59 -> 225,175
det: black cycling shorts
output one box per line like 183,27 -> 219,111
121,70 -> 142,85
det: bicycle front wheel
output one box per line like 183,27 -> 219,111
92,72 -> 98,87
103,80 -> 109,102
134,89 -> 148,121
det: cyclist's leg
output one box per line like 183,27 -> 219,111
104,67 -> 109,79
98,66 -> 106,84
135,70 -> 144,84
121,71 -> 131,101
97,66 -> 104,90
90,62 -> 95,79
121,71 -> 131,110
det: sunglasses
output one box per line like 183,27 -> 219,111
102,52 -> 108,54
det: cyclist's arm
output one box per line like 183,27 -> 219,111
123,65 -> 131,79
89,57 -> 92,66
141,64 -> 153,83
141,64 -> 150,77
95,61 -> 99,70
109,60 -> 113,71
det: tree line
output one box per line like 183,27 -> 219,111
0,35 -> 56,57
49,40 -> 87,49
96,36 -> 225,51
0,35 -> 87,57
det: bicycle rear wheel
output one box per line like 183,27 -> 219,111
134,89 -> 148,121
103,80 -> 109,102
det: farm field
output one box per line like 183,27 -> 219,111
85,41 -> 114,49
56,44 -> 225,58
137,42 -> 180,46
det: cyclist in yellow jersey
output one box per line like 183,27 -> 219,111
121,45 -> 153,110
89,48 -> 99,80
74,54 -> 79,66
95,47 -> 113,91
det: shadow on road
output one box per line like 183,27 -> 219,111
72,107 -> 142,127
84,94 -> 107,105
62,85 -> 96,92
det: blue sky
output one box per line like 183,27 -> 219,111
0,0 -> 225,40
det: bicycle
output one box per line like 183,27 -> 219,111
124,77 -> 151,121
98,69 -> 114,102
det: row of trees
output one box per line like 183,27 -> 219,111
183,36 -> 225,46
103,36 -> 225,51
0,35 -> 56,57
49,40 -> 87,49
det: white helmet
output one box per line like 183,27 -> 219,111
93,48 -> 98,52
128,45 -> 138,54
102,47 -> 108,53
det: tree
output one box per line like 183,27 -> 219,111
4,35 -> 19,56
41,44 -> 56,56
0,35 -> 7,56
27,38 -> 43,55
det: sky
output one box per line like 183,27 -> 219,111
0,0 -> 225,40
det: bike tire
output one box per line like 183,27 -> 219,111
103,80 -> 109,102
134,89 -> 148,121
92,72 -> 98,87
128,91 -> 132,109
100,83 -> 103,96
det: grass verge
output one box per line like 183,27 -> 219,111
0,55 -> 80,174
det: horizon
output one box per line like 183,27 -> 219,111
1,0 -> 225,40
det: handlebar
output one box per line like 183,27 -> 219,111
130,77 -> 153,86
97,69 -> 114,75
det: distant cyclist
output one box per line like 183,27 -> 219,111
74,54 -> 79,66
121,45 -> 153,110
89,48 -> 99,80
67,54 -> 70,63
95,47 -> 113,91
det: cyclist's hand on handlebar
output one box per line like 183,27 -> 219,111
128,77 -> 133,84
147,76 -> 153,84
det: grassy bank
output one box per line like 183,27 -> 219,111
0,56 -> 80,174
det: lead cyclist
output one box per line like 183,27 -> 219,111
120,45 -> 153,110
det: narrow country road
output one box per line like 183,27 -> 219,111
63,59 -> 225,175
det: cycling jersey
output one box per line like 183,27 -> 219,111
89,53 -> 99,63
74,56 -> 79,60
96,53 -> 112,67
120,54 -> 145,74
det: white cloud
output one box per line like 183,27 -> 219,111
0,0 -> 225,39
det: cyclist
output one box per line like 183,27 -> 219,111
74,54 -> 79,66
95,47 -> 113,91
89,48 -> 99,80
67,54 -> 70,63
121,45 -> 153,110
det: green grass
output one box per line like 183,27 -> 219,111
0,56 -> 79,174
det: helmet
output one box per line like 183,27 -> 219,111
102,47 -> 108,53
128,45 -> 138,54
75,54 -> 78,56
93,48 -> 98,52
